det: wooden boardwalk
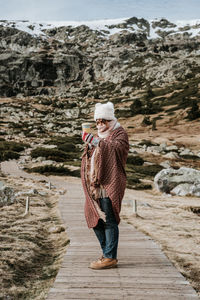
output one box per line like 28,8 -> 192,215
1,160 -> 198,299
47,177 -> 199,300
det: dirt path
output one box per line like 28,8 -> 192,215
1,160 -> 199,299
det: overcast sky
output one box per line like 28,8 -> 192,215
0,0 -> 200,21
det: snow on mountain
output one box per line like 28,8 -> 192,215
0,17 -> 200,39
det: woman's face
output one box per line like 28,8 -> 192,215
96,119 -> 110,132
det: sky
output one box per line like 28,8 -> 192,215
0,0 -> 200,21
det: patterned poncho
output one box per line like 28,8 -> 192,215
81,126 -> 129,228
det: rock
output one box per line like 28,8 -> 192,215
163,152 -> 179,159
171,183 -> 200,197
64,107 -> 80,119
129,149 -> 138,154
166,145 -> 179,152
58,127 -> 72,134
160,160 -> 171,169
160,143 -> 167,151
109,31 -> 146,45
27,188 -> 38,194
0,186 -> 16,206
152,18 -> 176,29
15,188 -> 39,196
48,225 -> 65,233
146,145 -> 163,154
191,184 -> 200,197
154,167 -> 200,196
34,156 -> 46,162
179,148 -> 194,156
41,160 -> 56,165
0,181 -> 5,189
44,123 -> 54,130
39,191 -> 48,196
41,145 -> 57,149
45,182 -> 56,189
29,111 -> 34,117
58,189 -> 67,195
171,183 -> 193,196
143,161 -> 154,166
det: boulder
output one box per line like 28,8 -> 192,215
154,167 -> 200,196
0,186 -> 16,206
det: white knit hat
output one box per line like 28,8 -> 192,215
94,101 -> 116,121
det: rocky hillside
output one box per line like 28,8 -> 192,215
1,17 -> 200,99
1,17 -> 200,193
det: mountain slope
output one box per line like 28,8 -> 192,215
0,17 -> 200,98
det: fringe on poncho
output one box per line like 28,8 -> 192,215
81,126 -> 129,228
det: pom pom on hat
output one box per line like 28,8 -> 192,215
94,101 -> 116,121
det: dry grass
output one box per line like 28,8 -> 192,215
0,176 -> 69,300
121,188 -> 200,296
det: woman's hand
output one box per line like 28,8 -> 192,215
82,132 -> 100,147
82,132 -> 93,143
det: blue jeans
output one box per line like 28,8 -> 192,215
93,197 -> 119,259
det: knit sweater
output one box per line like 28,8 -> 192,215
81,126 -> 129,228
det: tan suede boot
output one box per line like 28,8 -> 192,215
89,257 -> 118,269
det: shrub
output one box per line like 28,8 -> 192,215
1,151 -> 20,161
0,141 -> 29,162
180,154 -> 200,160
26,165 -> 80,177
132,164 -> 163,177
138,140 -> 158,147
31,148 -> 70,162
127,155 -> 144,165
143,100 -> 162,115
130,99 -> 143,116
0,141 -> 28,152
57,143 -> 76,152
186,100 -> 200,120
126,173 -> 152,190
152,119 -> 157,130
44,135 -> 82,146
127,177 -> 140,185
133,183 -> 152,190
141,116 -> 152,126
130,97 -> 162,116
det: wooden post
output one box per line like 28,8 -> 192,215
24,196 -> 30,216
133,199 -> 137,215
49,182 -> 51,190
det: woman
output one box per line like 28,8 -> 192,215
81,101 -> 129,269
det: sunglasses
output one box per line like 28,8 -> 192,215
96,119 -> 110,125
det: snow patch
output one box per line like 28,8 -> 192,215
0,18 -> 200,40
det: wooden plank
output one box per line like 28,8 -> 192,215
55,277 -> 189,285
48,287 -> 197,297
